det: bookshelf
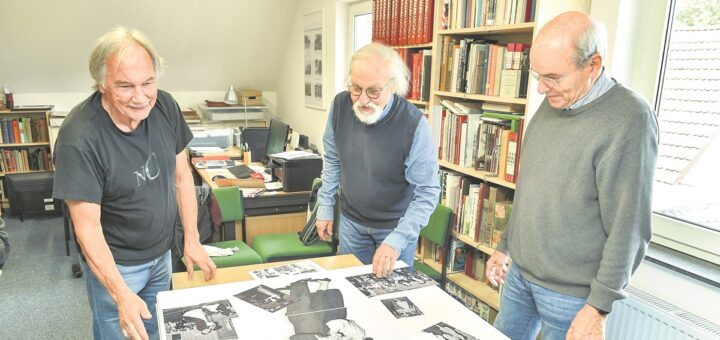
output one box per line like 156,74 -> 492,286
400,0 -> 590,320
371,0 -> 435,107
0,109 -> 53,209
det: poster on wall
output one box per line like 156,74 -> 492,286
303,10 -> 324,110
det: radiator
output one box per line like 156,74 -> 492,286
606,287 -> 720,340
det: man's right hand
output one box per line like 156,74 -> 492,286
485,250 -> 510,287
117,290 -> 152,340
316,220 -> 333,241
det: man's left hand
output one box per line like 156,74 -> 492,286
184,240 -> 217,281
372,244 -> 399,277
566,304 -> 607,340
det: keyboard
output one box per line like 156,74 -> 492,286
228,164 -> 253,179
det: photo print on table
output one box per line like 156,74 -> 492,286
345,267 -> 437,297
283,277 -> 372,340
248,260 -> 324,280
422,321 -> 477,340
381,296 -> 424,318
161,299 -> 238,340
233,284 -> 291,313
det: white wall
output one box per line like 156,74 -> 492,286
591,0 -> 670,103
0,0 -> 294,109
274,0 -> 346,152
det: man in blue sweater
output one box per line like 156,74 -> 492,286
316,43 -> 440,277
486,12 -> 658,340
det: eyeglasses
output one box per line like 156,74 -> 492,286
529,69 -> 574,88
348,79 -> 393,99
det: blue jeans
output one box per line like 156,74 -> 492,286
493,265 -> 586,340
80,250 -> 172,340
338,213 -> 418,267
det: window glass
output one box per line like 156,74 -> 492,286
653,0 -> 720,233
353,13 -> 372,52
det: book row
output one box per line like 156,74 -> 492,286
439,37 -> 530,98
446,280 -> 499,324
0,117 -> 49,144
372,0 -> 435,46
399,49 -> 433,101
437,99 -> 524,183
441,0 -> 536,30
0,147 -> 52,173
441,171 -> 514,246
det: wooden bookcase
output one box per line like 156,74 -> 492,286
0,110 -> 54,209
406,0 -> 591,317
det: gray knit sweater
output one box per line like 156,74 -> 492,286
497,83 -> 659,313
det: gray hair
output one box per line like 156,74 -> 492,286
349,43 -> 410,96
89,27 -> 165,90
572,17 -> 607,67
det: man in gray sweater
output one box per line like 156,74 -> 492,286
486,12 -> 658,340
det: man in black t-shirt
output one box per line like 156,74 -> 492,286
53,27 -> 216,340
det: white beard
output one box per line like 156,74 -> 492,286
353,100 -> 383,125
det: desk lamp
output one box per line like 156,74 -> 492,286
224,85 -> 238,105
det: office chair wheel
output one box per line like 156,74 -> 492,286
71,263 -> 83,278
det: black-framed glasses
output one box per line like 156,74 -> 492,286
348,79 -> 393,99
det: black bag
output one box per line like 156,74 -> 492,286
298,207 -> 321,245
171,186 -> 218,272
297,179 -> 324,246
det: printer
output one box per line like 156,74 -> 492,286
270,156 -> 323,192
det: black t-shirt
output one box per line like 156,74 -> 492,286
53,90 -> 193,264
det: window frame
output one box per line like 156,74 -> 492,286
650,0 -> 720,265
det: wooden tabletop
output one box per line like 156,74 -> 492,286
172,254 -> 363,290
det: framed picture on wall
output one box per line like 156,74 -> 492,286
303,10 -> 324,110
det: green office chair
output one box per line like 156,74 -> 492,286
183,186 -> 262,269
250,178 -> 338,262
413,205 -> 454,290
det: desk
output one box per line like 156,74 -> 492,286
172,254 -> 362,289
192,156 -> 310,245
160,255 -> 508,339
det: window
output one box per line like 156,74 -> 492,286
347,1 -> 372,55
352,13 -> 373,52
652,0 -> 720,263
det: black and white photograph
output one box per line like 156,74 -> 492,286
345,267 -> 437,297
283,278 -> 372,340
303,9 -> 324,109
313,33 -> 322,51
248,260 -> 323,280
234,284 -> 291,313
162,299 -> 238,340
314,59 -> 322,75
381,296 -> 423,318
422,322 -> 477,340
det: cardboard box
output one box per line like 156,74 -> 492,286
235,89 -> 263,106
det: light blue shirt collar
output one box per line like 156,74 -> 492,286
566,67 -> 616,110
376,94 -> 395,121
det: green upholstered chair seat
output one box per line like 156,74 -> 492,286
252,233 -> 333,263
183,240 -> 262,269
413,259 -> 441,281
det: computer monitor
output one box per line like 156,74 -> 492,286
264,118 -> 290,164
